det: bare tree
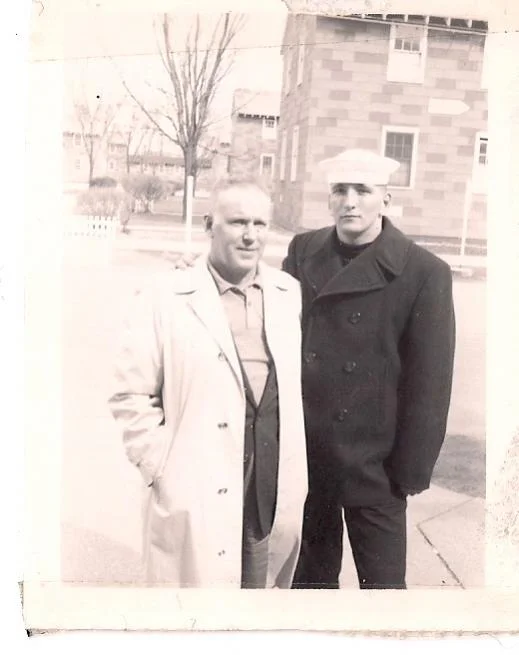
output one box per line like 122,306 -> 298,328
122,112 -> 157,175
122,13 -> 246,221
74,95 -> 120,184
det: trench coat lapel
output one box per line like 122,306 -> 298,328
183,258 -> 244,392
260,262 -> 292,363
303,218 -> 412,299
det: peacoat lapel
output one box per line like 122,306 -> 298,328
303,218 -> 413,299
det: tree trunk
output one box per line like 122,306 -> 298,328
88,155 -> 94,185
182,144 -> 197,224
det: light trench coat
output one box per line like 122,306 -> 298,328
108,258 -> 308,588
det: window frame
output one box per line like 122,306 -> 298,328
260,153 -> 275,179
290,126 -> 299,183
387,23 -> 428,84
262,116 -> 277,141
472,131 -> 488,194
297,41 -> 305,86
279,130 -> 287,182
283,45 -> 293,96
381,125 -> 420,190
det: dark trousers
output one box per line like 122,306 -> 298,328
292,490 -> 407,590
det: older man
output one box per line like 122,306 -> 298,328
109,177 -> 307,588
283,150 -> 456,589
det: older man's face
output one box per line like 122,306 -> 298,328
329,182 -> 388,245
207,185 -> 271,283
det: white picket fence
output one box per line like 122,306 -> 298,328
64,214 -> 119,239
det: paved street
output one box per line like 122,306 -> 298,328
60,236 -> 486,588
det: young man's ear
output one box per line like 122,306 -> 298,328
383,192 -> 392,208
204,214 -> 214,235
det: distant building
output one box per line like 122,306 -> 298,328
128,152 -> 213,192
276,13 -> 488,244
62,119 -> 127,187
63,114 -> 218,194
229,89 -> 281,188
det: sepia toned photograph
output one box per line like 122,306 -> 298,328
21,0 -> 519,636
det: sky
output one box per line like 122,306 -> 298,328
61,8 -> 288,142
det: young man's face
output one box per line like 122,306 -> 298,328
328,182 -> 389,245
207,185 -> 271,283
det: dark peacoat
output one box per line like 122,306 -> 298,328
283,218 -> 456,506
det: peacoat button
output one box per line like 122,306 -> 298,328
217,422 -> 228,429
343,361 -> 357,373
349,312 -> 361,324
335,408 -> 349,422
304,351 -> 317,364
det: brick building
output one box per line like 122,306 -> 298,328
275,13 -> 488,244
229,89 -> 281,189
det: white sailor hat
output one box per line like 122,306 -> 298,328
318,149 -> 400,186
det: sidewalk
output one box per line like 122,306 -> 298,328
60,239 -> 485,589
339,484 -> 485,589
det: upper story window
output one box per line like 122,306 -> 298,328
279,130 -> 287,182
387,23 -> 427,84
283,45 -> 293,96
262,117 -> 277,141
297,42 -> 305,86
74,134 -> 81,147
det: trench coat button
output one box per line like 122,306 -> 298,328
335,409 -> 348,422
304,352 -> 317,364
217,488 -> 228,494
349,312 -> 361,324
217,422 -> 228,429
343,361 -> 357,373
218,351 -> 226,361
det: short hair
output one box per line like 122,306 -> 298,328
210,174 -> 271,205
208,174 -> 272,223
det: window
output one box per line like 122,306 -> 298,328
387,24 -> 427,84
74,159 -> 81,170
283,46 -> 293,95
297,42 -> 305,86
262,116 -> 277,141
260,154 -> 275,179
109,161 -> 114,170
279,130 -> 287,182
472,133 -> 488,193
74,134 -> 81,147
382,127 -> 419,188
290,126 -> 299,182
